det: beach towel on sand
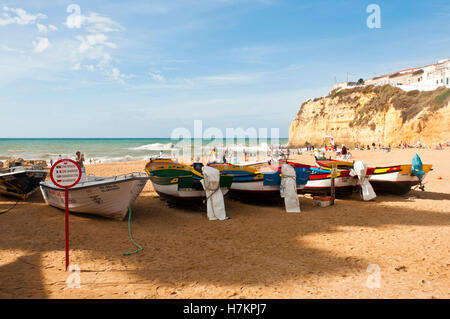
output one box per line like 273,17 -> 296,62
201,166 -> 228,220
280,164 -> 301,213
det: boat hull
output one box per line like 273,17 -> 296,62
316,160 -> 433,195
302,176 -> 358,195
146,159 -> 233,203
149,175 -> 230,202
0,168 -> 48,199
369,164 -> 432,195
40,176 -> 148,220
369,171 -> 420,195
229,180 -> 282,201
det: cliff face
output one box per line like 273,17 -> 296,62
289,85 -> 450,147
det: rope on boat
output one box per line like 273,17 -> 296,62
0,198 -> 20,215
122,206 -> 143,256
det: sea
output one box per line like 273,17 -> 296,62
0,138 -> 289,163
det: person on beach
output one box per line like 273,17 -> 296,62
50,159 -> 53,166
75,151 -> 85,168
341,144 -> 347,156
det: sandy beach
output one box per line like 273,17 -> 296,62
0,148 -> 449,299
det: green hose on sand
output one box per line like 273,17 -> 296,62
123,206 -> 143,256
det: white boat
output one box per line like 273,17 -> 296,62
40,172 -> 149,220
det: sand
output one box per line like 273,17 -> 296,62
0,148 -> 449,299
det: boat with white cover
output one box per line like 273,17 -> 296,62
40,172 -> 149,220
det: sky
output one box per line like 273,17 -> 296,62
1,0 -> 450,138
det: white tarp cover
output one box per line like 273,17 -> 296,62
201,166 -> 228,220
280,164 -> 301,213
351,161 -> 376,201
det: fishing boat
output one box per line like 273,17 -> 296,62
316,155 -> 432,195
304,166 -> 358,195
208,162 -> 310,201
368,164 -> 432,194
0,164 -> 48,199
275,161 -> 358,196
40,173 -> 149,220
145,158 -> 233,202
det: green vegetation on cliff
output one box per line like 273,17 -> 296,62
327,85 -> 450,127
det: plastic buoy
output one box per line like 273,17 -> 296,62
438,177 -> 442,180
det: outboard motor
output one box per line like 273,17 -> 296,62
411,154 -> 425,191
193,162 -> 204,173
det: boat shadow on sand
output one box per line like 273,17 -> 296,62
0,190 -> 449,298
371,190 -> 450,202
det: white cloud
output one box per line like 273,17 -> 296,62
199,74 -> 256,83
0,7 -> 46,26
149,71 -> 166,83
37,23 -> 58,33
76,33 -> 116,52
65,12 -> 123,33
32,37 -> 50,53
107,67 -> 130,83
36,23 -> 47,33
72,63 -> 81,70
64,11 -> 125,82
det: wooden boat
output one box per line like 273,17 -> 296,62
368,164 -> 432,195
0,164 -> 48,199
145,158 -> 233,202
316,158 -> 433,195
208,162 -> 310,201
304,166 -> 358,195
40,173 -> 148,220
277,161 -> 358,196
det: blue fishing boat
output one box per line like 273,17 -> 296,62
208,162 -> 310,201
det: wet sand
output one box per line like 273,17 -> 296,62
0,148 -> 449,298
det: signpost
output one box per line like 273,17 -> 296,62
49,159 -> 82,271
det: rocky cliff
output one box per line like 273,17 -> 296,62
289,85 -> 450,147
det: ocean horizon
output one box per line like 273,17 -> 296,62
0,138 -> 289,163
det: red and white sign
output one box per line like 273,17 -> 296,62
50,159 -> 82,189
49,159 -> 81,271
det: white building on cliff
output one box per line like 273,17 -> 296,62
334,58 -> 450,92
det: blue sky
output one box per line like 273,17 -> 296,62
1,0 -> 450,138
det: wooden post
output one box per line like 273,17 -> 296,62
330,163 -> 337,206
